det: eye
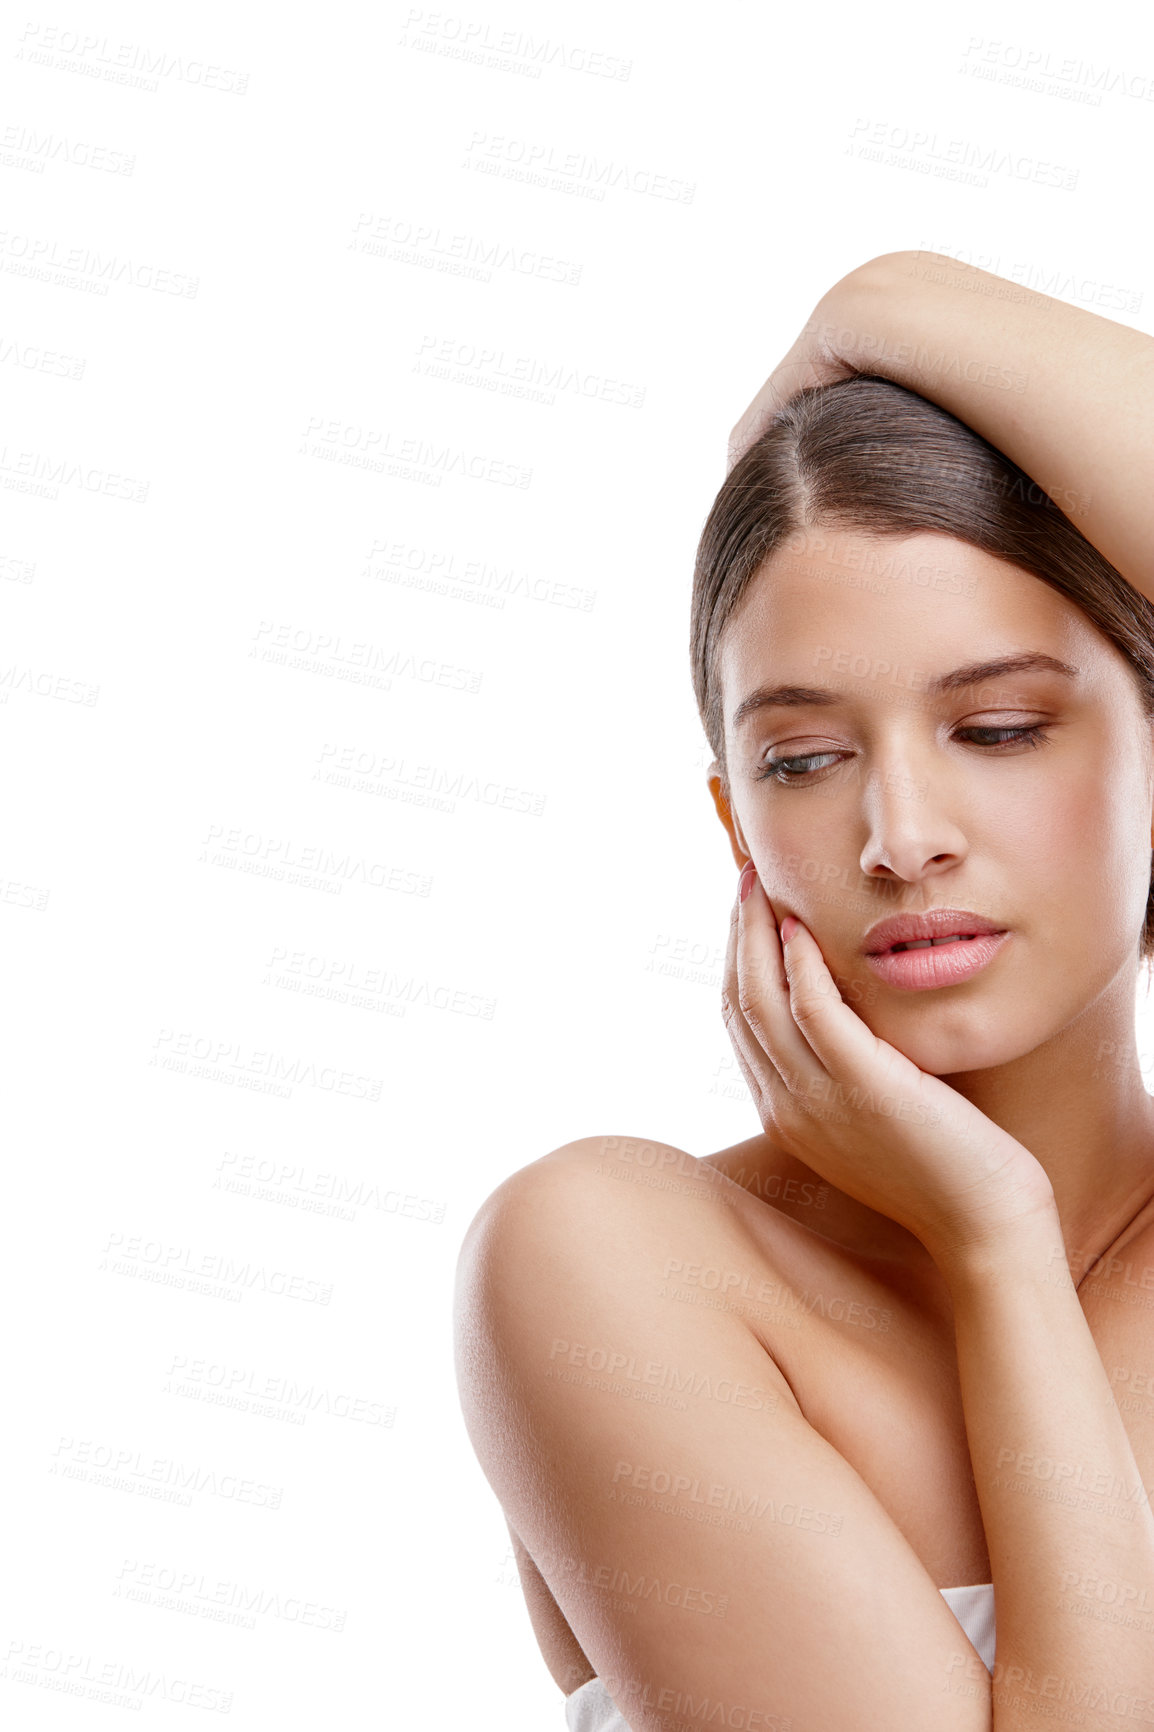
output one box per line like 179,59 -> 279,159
754,722 -> 1053,786
956,723 -> 1050,750
755,749 -> 846,784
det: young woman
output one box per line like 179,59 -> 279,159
454,251 -> 1154,1731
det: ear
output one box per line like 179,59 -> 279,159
705,759 -> 751,870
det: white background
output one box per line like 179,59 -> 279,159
3,1 -> 1154,1727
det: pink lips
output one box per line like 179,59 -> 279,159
861,908 -> 1011,993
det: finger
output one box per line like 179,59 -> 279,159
730,869 -> 825,1096
722,880 -> 787,1103
777,914 -> 885,1077
720,989 -> 774,1115
723,921 -> 805,1135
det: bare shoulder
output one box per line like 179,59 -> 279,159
453,1133 -> 789,1696
453,1129 -> 822,1458
453,1133 -> 992,1728
452,1125 -> 798,1497
459,1131 -> 740,1225
455,1132 -> 768,1340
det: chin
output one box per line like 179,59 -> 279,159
853,995 -> 1052,1078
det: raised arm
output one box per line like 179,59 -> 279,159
727,250 -> 1154,603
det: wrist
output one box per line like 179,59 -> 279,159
925,1198 -> 1067,1294
802,258 -> 919,387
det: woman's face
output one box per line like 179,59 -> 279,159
714,528 -> 1154,1075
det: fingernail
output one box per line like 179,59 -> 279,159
739,861 -> 757,903
780,915 -> 799,943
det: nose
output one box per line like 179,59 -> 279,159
857,760 -> 968,883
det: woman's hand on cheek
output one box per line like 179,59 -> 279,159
723,861 -> 1057,1267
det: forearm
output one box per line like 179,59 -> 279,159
811,249 -> 1154,599
942,1213 -> 1154,1730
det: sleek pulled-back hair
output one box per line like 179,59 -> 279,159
690,374 -> 1154,960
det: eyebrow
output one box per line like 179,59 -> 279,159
731,652 -> 1082,734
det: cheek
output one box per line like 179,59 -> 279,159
1019,759 -> 1152,944
742,795 -> 849,888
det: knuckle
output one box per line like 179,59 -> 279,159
789,993 -> 823,1033
749,952 -> 783,994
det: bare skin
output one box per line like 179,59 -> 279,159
493,1128 -> 1154,1694
455,255 -> 1154,1729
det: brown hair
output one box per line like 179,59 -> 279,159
690,374 -> 1154,959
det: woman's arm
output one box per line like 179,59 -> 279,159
719,876 -> 1154,1727
504,1518 -> 596,1694
455,1140 -> 1001,1732
728,250 -> 1154,602
457,1139 -> 1154,1731
938,1209 -> 1154,1726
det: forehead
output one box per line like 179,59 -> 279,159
717,529 -> 1103,729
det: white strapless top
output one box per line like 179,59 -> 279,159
564,1581 -> 995,1731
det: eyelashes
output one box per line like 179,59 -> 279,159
755,723 -> 1052,785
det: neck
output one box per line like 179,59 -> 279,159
942,967 -> 1154,1289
